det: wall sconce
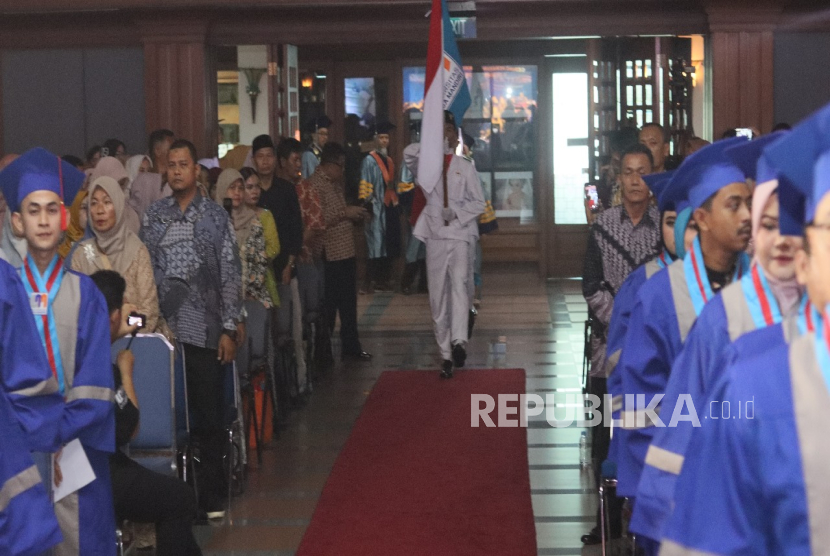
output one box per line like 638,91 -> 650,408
240,67 -> 266,123
302,76 -> 313,88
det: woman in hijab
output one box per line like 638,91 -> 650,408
125,154 -> 152,192
215,168 -> 273,308
70,176 -> 164,334
240,167 -> 279,306
60,157 -> 142,258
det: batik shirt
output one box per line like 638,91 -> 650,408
140,193 -> 242,349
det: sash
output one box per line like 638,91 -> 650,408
814,306 -> 830,393
656,249 -> 673,270
798,296 -> 820,335
20,254 -> 67,394
741,263 -> 783,329
683,236 -> 751,316
370,151 -> 396,187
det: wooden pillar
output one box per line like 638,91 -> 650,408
707,6 -> 780,138
138,20 -> 216,158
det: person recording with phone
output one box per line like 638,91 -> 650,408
90,270 -> 202,556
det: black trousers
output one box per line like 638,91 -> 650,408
183,343 -> 228,510
588,376 -> 623,537
110,454 -> 201,556
324,257 -> 362,355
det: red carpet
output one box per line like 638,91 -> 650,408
296,369 -> 537,556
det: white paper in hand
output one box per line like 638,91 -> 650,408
52,439 -> 96,503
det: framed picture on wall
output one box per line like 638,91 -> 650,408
493,171 -> 533,218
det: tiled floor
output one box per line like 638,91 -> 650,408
195,263 -> 599,556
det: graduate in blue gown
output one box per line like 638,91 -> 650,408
0,148 -> 116,556
614,138 -> 754,553
661,107 -> 830,554
631,132 -> 805,547
359,121 -> 399,290
302,115 -> 331,179
606,173 -> 698,468
0,257 -> 65,556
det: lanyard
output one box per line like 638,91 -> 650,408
741,264 -> 783,328
21,254 -> 66,394
683,236 -> 751,316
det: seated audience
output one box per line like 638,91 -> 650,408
90,269 -> 201,556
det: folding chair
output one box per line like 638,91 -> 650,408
112,334 -> 180,476
236,300 -> 277,465
223,361 -> 246,519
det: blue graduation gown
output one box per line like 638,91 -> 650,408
631,267 -> 798,543
359,152 -> 390,259
617,240 -> 749,501
0,259 -> 63,555
615,259 -> 694,498
607,257 -> 665,464
26,266 -> 116,556
302,146 -> 321,179
660,330 -> 824,556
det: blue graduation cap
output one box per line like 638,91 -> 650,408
0,147 -> 85,212
723,131 -> 787,184
764,101 -> 830,228
663,136 -> 749,212
643,170 -> 677,212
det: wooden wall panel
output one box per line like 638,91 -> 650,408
141,26 -> 211,158
709,7 -> 778,137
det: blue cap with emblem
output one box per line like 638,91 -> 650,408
723,130 -> 788,184
0,147 -> 85,213
662,136 -> 750,212
643,170 -> 677,212
764,101 -> 830,232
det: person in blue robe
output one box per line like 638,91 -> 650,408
359,121 -> 399,292
614,138 -> 754,555
0,148 -> 116,556
302,115 -> 331,179
398,164 -> 428,294
631,132 -> 803,548
660,101 -> 830,556
0,257 -> 65,556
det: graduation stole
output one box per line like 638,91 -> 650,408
656,249 -> 673,270
798,296 -> 820,336
370,152 -> 398,206
683,236 -> 751,316
740,263 -> 783,328
815,306 -> 830,392
20,253 -> 67,394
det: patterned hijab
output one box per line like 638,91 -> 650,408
215,169 -> 257,249
87,176 -> 142,275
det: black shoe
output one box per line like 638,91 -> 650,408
440,359 -> 453,379
452,343 -> 466,368
343,350 -> 372,362
581,527 -> 601,545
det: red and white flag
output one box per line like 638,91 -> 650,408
417,0 -> 471,194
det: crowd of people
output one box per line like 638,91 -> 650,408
0,105 -> 497,554
580,106 -> 830,555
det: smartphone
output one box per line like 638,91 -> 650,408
584,184 -> 600,213
128,312 -> 146,329
223,198 -> 233,215
736,128 -> 753,139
